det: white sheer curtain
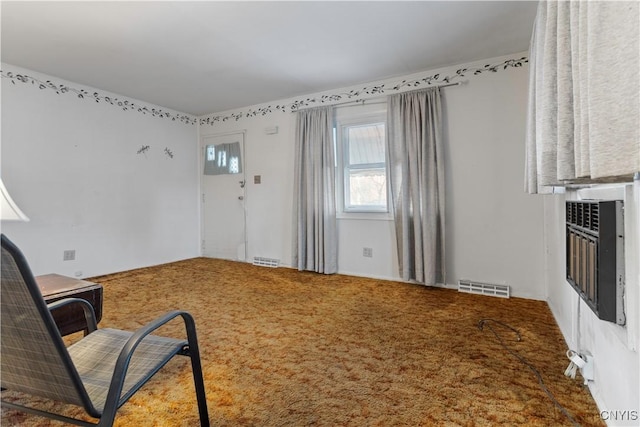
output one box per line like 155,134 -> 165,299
387,87 -> 445,285
292,106 -> 338,274
525,1 -> 640,193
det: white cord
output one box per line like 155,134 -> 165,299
565,349 -> 586,379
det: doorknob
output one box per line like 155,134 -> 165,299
238,196 -> 244,200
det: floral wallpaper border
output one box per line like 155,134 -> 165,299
0,70 -> 198,125
2,55 -> 527,127
200,56 -> 528,126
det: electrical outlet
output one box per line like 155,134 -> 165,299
580,353 -> 594,383
363,247 -> 373,258
63,250 -> 76,261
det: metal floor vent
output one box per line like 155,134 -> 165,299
458,280 -> 510,298
253,257 -> 280,268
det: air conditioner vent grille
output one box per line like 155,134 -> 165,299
591,204 -> 599,231
566,201 -> 600,232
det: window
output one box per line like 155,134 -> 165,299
203,142 -> 242,175
335,114 -> 389,214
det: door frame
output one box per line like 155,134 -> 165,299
199,129 -> 247,260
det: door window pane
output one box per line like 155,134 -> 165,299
204,141 -> 243,175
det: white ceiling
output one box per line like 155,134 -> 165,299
1,1 -> 538,116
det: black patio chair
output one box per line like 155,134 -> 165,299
1,234 -> 210,426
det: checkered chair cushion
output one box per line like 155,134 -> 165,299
69,328 -> 186,412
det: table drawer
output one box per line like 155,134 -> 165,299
46,288 -> 103,336
36,274 -> 103,336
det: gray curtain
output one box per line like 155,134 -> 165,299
292,106 -> 338,274
525,1 -> 640,193
387,87 -> 445,285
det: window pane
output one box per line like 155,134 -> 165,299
348,168 -> 387,207
204,142 -> 243,175
347,123 -> 385,165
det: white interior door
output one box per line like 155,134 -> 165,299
201,132 -> 246,261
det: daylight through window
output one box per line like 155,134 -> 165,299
338,120 -> 388,213
203,142 -> 243,175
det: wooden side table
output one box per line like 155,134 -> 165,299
35,274 -> 103,336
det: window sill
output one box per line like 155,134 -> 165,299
337,212 -> 393,221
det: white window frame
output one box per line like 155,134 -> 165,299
335,111 -> 391,220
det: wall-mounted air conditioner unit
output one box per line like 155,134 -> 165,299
566,200 -> 625,325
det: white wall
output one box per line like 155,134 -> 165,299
3,53 -> 635,424
444,60 -> 545,299
198,108 -> 403,281
545,183 -> 640,425
1,64 -> 200,277
198,113 -> 296,267
198,52 -> 546,299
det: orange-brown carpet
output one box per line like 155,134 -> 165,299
2,258 -> 603,426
